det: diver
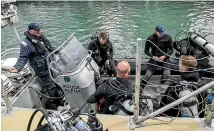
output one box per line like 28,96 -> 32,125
10,22 -> 64,109
87,31 -> 116,76
173,36 -> 209,79
141,25 -> 173,93
160,55 -> 206,117
87,61 -> 134,114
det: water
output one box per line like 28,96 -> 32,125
1,1 -> 214,58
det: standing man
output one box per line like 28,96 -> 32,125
10,22 -> 63,109
141,25 -> 173,93
88,31 -> 116,76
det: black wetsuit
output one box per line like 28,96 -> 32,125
141,33 -> 173,88
87,37 -> 116,75
87,77 -> 134,114
160,71 -> 206,117
144,33 -> 173,58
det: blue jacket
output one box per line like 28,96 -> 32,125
14,31 -> 53,72
14,39 -> 36,71
14,31 -> 55,87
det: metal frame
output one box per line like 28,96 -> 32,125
133,38 -> 142,121
1,81 -> 13,113
136,81 -> 214,123
1,48 -> 35,111
46,33 -> 93,82
46,33 -> 74,81
1,48 -> 20,60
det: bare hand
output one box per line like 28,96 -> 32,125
158,56 -> 166,62
105,60 -> 109,65
153,56 -> 159,61
10,67 -> 18,73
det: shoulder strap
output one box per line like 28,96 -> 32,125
26,36 -> 48,56
108,79 -> 126,91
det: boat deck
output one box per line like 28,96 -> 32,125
2,76 -> 213,131
1,108 -> 213,131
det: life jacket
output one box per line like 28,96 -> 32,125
24,32 -> 53,87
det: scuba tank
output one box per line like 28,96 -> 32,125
190,33 -> 214,56
179,89 -> 198,117
178,81 -> 199,117
115,99 -> 135,115
87,109 -> 103,131
115,98 -> 153,116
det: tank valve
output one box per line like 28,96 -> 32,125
87,109 -> 103,131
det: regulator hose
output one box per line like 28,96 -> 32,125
27,108 -> 49,131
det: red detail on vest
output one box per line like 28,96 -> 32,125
97,98 -> 104,111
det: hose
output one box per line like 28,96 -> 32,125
146,39 -> 213,61
27,108 -> 49,131
37,115 -> 45,127
30,87 -> 64,99
186,105 -> 195,117
141,57 -> 214,73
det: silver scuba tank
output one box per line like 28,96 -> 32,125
179,89 -> 198,117
115,100 -> 134,115
115,99 -> 153,116
190,33 -> 214,56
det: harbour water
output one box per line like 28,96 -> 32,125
1,1 -> 214,58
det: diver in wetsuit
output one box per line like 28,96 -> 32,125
87,61 -> 134,114
88,31 -> 116,76
141,25 -> 173,93
161,55 -> 206,117
173,37 -> 209,79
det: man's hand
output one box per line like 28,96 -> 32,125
158,55 -> 166,62
153,56 -> 159,61
10,67 -> 18,73
105,60 -> 109,65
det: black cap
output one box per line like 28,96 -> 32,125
28,22 -> 40,31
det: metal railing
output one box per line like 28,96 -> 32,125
1,81 -> 13,113
133,38 -> 142,121
131,37 -> 214,129
1,48 -> 34,113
